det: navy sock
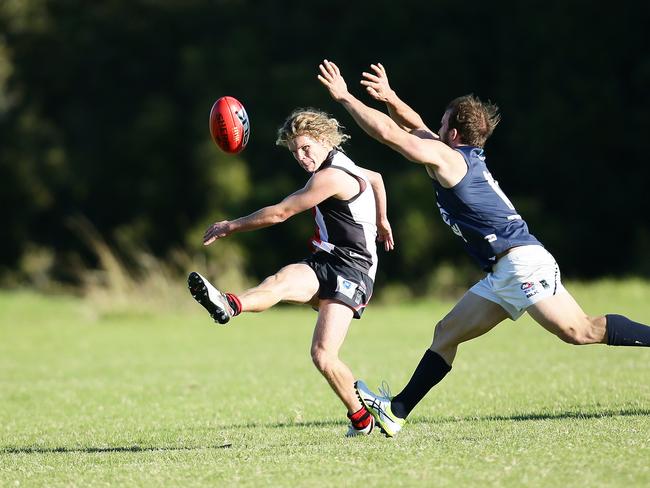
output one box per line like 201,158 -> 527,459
606,314 -> 650,346
391,349 -> 451,420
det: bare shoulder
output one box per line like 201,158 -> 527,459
355,165 -> 380,180
398,136 -> 465,185
312,166 -> 344,181
309,166 -> 349,189
405,134 -> 460,165
314,166 -> 362,199
429,144 -> 468,186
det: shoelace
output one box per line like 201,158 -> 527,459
378,380 -> 392,400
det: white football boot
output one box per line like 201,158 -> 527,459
187,272 -> 234,324
355,380 -> 405,437
345,416 -> 375,437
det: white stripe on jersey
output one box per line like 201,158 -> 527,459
348,197 -> 378,279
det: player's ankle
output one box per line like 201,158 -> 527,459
225,293 -> 242,316
390,401 -> 408,420
347,406 -> 372,430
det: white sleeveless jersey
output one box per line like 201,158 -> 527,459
311,150 -> 378,280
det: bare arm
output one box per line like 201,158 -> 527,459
318,60 -> 446,167
359,167 -> 394,251
203,170 -> 342,245
361,63 -> 437,138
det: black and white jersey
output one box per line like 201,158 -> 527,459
311,150 -> 378,280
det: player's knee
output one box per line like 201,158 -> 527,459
261,273 -> 281,287
432,319 -> 455,347
260,272 -> 293,298
556,328 -> 582,345
311,346 -> 335,373
433,319 -> 446,338
555,320 -> 599,345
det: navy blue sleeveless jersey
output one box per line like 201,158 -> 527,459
432,146 -> 541,271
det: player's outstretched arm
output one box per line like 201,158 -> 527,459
361,63 -> 436,138
318,59 -> 444,168
360,167 -> 394,251
203,170 -> 342,246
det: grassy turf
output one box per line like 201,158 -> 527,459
1,281 -> 649,487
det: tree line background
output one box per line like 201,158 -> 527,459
1,0 -> 649,297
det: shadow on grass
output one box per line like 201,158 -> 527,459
1,444 -> 232,455
229,406 -> 650,430
414,407 -> 650,425
3,408 -> 647,454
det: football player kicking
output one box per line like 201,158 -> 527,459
188,108 -> 394,437
318,59 -> 650,437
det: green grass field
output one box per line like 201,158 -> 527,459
1,281 -> 649,487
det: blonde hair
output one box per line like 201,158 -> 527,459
276,108 -> 351,148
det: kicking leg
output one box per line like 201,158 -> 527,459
238,263 -> 319,312
188,264 -> 318,324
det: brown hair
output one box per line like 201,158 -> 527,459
445,95 -> 500,147
275,108 -> 350,148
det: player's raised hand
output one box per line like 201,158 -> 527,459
360,63 -> 394,103
318,59 -> 350,102
377,218 -> 395,252
203,220 -> 231,246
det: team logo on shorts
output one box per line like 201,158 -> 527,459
521,282 -> 539,299
539,279 -> 550,289
336,275 -> 358,300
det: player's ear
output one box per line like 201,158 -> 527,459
449,128 -> 460,144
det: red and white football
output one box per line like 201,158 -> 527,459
209,96 -> 250,154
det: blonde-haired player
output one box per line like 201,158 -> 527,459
189,108 -> 394,436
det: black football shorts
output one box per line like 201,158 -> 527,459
299,251 -> 374,319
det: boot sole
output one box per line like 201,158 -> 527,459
187,272 -> 230,324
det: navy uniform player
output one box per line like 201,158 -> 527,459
318,60 -> 650,437
188,108 -> 395,436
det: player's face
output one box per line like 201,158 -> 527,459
288,135 -> 332,173
438,110 -> 452,146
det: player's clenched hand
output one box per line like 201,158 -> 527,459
377,218 -> 395,252
203,221 -> 231,246
318,59 -> 349,102
360,63 -> 394,103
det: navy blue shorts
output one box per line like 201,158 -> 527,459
299,252 -> 374,319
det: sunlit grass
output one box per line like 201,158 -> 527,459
1,285 -> 648,487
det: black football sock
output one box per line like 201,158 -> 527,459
606,314 -> 650,346
391,349 -> 452,420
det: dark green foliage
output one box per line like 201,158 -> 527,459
1,0 -> 648,287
